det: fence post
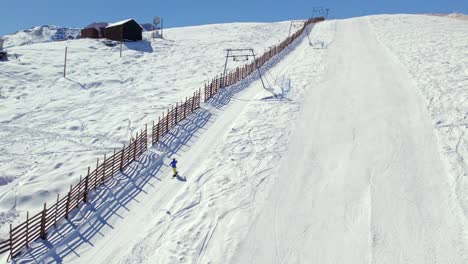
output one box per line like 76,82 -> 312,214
171,105 -> 175,126
198,88 -> 201,108
55,193 -> 59,226
213,77 -> 216,94
139,129 -> 143,155
151,120 -> 154,145
95,158 -> 99,189
192,92 -> 195,112
184,97 -> 187,118
84,167 -> 90,203
9,223 -> 12,257
77,175 -> 82,206
175,102 -> 178,125
40,203 -> 47,240
112,148 -> 116,176
120,144 -> 125,171
133,133 -> 138,161
157,116 -> 160,143
65,185 -> 71,219
210,81 -> 213,99
26,211 -> 29,248
180,100 -> 183,120
204,83 -> 207,102
102,154 -> 106,183
205,83 -> 208,102
145,124 -> 148,150
166,109 -> 169,133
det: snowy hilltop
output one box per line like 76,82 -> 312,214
0,14 -> 467,263
1,25 -> 81,48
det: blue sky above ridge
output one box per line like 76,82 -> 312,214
1,0 -> 467,35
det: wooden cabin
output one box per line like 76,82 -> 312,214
104,19 -> 142,41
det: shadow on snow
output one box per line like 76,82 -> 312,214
12,23 -> 315,263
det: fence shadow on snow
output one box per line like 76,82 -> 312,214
3,16 -> 325,262
208,22 -> 318,109
13,108 -> 212,263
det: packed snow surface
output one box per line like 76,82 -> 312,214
2,14 -> 468,263
370,14 -> 468,218
0,21 -> 293,235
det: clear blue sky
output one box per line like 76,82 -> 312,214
1,0 -> 467,36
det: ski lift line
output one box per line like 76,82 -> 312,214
312,6 -> 330,19
305,24 -> 313,46
223,48 -> 256,77
225,55 -> 256,58
288,20 -> 306,38
225,48 -> 256,51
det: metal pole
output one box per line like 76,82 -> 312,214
253,53 -> 268,94
63,46 -> 68,78
305,24 -> 312,46
223,49 -> 230,77
288,21 -> 293,38
161,18 -> 164,39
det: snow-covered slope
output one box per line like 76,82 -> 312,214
9,14 -> 467,264
1,25 -> 80,48
0,21 -> 293,236
370,14 -> 468,219
11,19 -> 335,263
234,16 -> 467,263
2,14 -> 467,263
426,12 -> 468,21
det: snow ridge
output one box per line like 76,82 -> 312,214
0,18 -> 324,261
2,25 -> 80,48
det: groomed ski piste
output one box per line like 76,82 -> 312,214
0,14 -> 467,263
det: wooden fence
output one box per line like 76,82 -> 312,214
204,17 -> 325,101
0,89 -> 202,259
0,16 -> 324,259
152,90 -> 201,145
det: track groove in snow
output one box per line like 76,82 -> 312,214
0,21 -> 294,233
3,15 -> 467,263
232,16 -> 467,263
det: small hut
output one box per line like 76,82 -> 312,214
81,28 -> 99,38
104,19 -> 142,41
81,22 -> 109,39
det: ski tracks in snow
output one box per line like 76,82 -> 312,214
113,21 -> 336,264
370,14 -> 468,223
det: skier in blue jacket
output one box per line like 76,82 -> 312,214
170,158 -> 178,178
